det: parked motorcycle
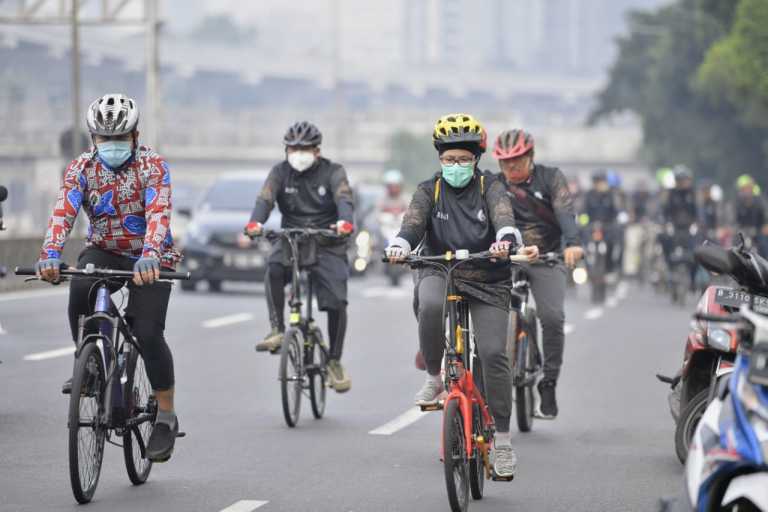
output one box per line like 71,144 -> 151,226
660,306 -> 768,511
658,238 -> 768,464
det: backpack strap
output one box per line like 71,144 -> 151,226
433,174 -> 486,207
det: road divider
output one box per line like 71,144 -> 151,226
24,346 -> 75,361
369,407 -> 429,436
202,313 -> 255,329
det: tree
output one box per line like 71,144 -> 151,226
590,0 -> 768,188
697,0 -> 768,129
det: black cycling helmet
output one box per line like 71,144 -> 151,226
283,121 -> 322,147
592,169 -> 608,182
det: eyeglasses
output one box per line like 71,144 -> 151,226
439,156 -> 475,166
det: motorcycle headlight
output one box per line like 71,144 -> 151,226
708,328 -> 732,351
573,267 -> 588,285
356,230 -> 371,248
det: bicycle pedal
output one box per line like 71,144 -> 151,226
176,431 -> 187,438
419,401 -> 444,412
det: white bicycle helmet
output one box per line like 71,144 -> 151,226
86,93 -> 140,136
383,169 -> 404,185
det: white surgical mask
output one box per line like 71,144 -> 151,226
287,151 -> 316,172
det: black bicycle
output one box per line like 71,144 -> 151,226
507,252 -> 562,432
249,228 -> 341,428
15,264 -> 189,504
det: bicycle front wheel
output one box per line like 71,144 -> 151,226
123,346 -> 154,484
443,399 -> 470,512
279,328 -> 303,427
68,342 -> 107,504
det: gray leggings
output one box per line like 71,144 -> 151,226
526,263 -> 567,381
417,275 -> 512,432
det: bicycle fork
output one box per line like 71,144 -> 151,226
76,285 -> 124,428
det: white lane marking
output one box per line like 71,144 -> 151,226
606,297 -> 619,308
361,286 -> 411,299
564,323 -> 575,335
202,313 -> 254,329
24,346 -> 75,361
369,407 -> 429,435
0,288 -> 68,303
218,500 -> 269,512
584,307 -> 604,320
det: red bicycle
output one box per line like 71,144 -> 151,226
388,250 -> 522,512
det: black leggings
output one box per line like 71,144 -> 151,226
266,262 -> 347,360
68,248 -> 174,390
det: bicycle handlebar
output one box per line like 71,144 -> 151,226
15,265 -> 191,280
245,227 -> 342,240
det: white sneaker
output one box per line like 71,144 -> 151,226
492,442 -> 518,478
414,376 -> 444,405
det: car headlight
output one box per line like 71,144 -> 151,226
708,328 -> 732,351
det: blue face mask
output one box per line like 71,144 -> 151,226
96,141 -> 133,169
441,163 -> 475,188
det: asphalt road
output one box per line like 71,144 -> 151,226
0,274 -> 690,512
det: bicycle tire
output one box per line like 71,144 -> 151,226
280,328 -> 303,427
469,403 -> 486,500
515,327 -> 535,433
308,327 -> 327,419
68,342 -> 107,504
123,346 -> 154,485
443,399 -> 470,512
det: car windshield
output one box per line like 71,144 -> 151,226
201,178 -> 263,211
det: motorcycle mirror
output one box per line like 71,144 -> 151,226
694,244 -> 737,275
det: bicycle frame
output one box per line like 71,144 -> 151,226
401,252 -> 497,464
75,281 -> 143,430
283,233 -> 316,329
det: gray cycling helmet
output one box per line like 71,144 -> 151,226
86,93 -> 140,136
283,121 -> 322,147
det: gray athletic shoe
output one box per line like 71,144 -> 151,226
327,359 -> 351,393
255,329 -> 283,353
414,376 -> 444,405
492,443 -> 518,479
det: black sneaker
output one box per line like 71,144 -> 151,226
61,377 -> 73,395
536,379 -> 558,419
146,419 -> 179,463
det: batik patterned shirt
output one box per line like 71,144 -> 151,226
40,146 -> 181,268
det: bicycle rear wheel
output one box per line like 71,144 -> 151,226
68,342 -> 106,504
307,327 -> 327,419
123,346 -> 155,485
515,331 -> 535,433
279,328 -> 303,427
443,399 -> 470,512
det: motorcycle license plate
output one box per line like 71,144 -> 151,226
714,287 -> 768,315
